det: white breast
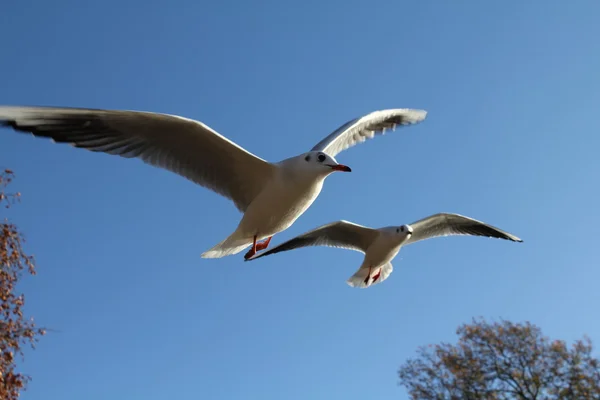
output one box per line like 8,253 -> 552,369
236,172 -> 325,238
364,234 -> 404,268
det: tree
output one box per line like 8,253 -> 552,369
398,318 -> 600,400
0,169 -> 45,400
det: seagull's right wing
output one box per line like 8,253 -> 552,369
246,220 -> 379,261
405,213 -> 523,245
0,106 -> 275,212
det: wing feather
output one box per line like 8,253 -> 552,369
0,105 -> 275,212
246,220 -> 379,261
311,108 -> 427,157
405,213 -> 523,245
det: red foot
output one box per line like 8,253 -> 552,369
371,268 -> 382,283
244,235 -> 272,260
244,248 -> 256,260
256,236 -> 272,251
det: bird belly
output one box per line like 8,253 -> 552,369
365,241 -> 402,267
237,179 -> 323,239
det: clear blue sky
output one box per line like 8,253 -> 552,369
1,1 -> 599,399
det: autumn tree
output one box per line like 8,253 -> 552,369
398,318 -> 600,400
0,169 -> 45,399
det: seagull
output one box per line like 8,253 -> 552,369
0,105 -> 427,259
246,213 -> 522,287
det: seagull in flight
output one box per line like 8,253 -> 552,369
246,213 -> 522,287
0,105 -> 427,259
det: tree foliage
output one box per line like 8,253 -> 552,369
0,169 -> 45,399
399,318 -> 600,400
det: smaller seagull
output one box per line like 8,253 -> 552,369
246,213 -> 522,288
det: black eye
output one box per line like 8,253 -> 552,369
400,226 -> 405,232
317,154 -> 326,163
396,228 -> 400,233
305,155 -> 311,162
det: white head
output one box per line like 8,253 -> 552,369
282,151 -> 352,177
381,224 -> 413,242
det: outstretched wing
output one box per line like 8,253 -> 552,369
406,213 -> 523,245
311,108 -> 427,157
246,220 -> 379,261
0,106 -> 275,212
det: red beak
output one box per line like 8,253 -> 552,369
329,164 -> 352,172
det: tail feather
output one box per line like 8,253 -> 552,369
201,236 -> 252,258
346,262 -> 394,288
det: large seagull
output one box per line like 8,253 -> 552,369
0,105 -> 427,259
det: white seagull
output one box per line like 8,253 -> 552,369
246,213 -> 523,287
0,105 -> 427,259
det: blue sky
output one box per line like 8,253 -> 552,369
1,1 -> 599,399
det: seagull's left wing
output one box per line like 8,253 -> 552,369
405,213 -> 523,245
310,109 -> 427,157
246,220 -> 379,261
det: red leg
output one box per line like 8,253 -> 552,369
256,236 -> 272,252
244,235 -> 258,260
371,268 -> 382,283
363,266 -> 372,285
